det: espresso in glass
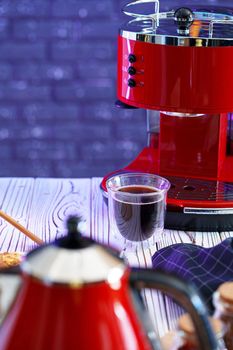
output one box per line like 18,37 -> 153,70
106,173 -> 170,253
113,185 -> 164,242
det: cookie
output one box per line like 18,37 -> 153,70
218,282 -> 233,305
0,252 -> 22,269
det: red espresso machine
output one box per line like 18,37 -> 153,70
101,0 -> 233,231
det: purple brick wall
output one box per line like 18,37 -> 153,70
0,0 -> 230,178
0,0 -> 149,178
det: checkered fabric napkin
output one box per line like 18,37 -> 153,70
152,238 -> 233,309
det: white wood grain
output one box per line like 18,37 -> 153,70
0,178 -> 91,252
0,178 -> 34,253
27,178 -> 91,251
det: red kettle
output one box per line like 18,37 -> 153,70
0,217 -> 217,350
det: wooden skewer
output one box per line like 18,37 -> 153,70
0,209 -> 44,245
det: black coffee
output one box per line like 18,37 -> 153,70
113,185 -> 164,242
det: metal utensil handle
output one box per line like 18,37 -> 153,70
130,268 -> 218,350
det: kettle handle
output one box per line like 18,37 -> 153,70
129,268 -> 218,350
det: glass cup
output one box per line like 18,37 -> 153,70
106,173 -> 170,254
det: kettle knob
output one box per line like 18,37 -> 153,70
55,216 -> 92,249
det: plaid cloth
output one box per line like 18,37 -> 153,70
152,238 -> 233,309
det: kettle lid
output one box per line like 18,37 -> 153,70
21,217 -> 125,285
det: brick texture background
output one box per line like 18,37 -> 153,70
0,0 -> 230,178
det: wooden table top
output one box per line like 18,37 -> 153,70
1,177 -> 233,338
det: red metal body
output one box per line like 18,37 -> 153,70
118,36 -> 233,114
103,35 -> 233,214
101,110 -> 233,209
0,273 -> 152,350
159,113 -> 228,179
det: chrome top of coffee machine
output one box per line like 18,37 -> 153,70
101,0 -> 233,231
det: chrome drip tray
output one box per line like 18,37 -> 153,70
167,176 -> 233,202
165,176 -> 233,231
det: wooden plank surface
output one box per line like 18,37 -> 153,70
0,177 -> 233,339
0,178 -> 91,252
